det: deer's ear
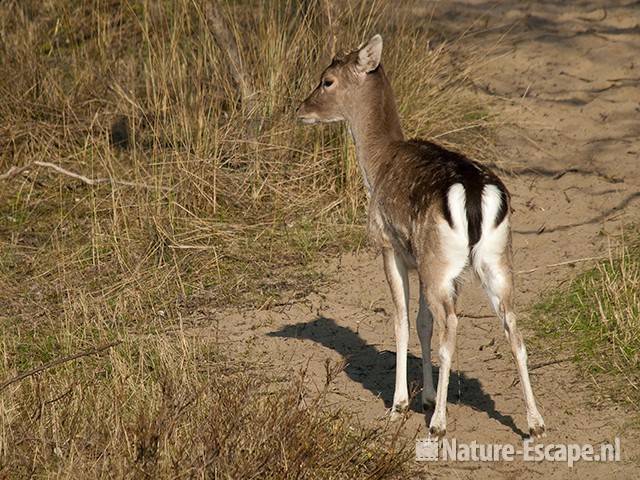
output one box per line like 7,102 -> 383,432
356,34 -> 382,73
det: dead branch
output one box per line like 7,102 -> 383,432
0,340 -> 121,392
511,356 -> 575,386
0,161 -> 169,191
529,356 -> 574,371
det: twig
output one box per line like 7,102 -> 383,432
0,161 -> 168,191
0,340 -> 121,392
530,356 -> 574,371
552,167 -> 579,180
458,313 -> 494,319
513,356 -> 575,385
516,255 -> 606,275
0,164 -> 30,180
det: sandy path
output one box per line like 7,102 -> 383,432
208,1 -> 640,478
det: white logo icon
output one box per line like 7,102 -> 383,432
415,437 -> 439,461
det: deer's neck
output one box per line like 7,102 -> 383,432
346,69 -> 404,194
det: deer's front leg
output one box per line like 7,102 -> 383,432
383,248 -> 410,418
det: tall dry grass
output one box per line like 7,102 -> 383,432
0,0 -> 497,476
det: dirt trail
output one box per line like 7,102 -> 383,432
209,1 -> 640,478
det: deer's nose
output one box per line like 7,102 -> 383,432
296,103 -> 314,123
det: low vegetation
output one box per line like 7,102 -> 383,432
0,0 -> 497,476
532,231 -> 640,406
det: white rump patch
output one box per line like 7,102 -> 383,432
446,183 -> 468,236
437,183 -> 470,294
479,184 -> 505,233
472,184 -> 510,290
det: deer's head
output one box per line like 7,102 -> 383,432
297,34 -> 383,125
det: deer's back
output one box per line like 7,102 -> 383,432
370,140 -> 509,258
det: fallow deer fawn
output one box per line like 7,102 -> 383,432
297,34 -> 546,439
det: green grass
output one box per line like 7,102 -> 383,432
532,231 -> 640,405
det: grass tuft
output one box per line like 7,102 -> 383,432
1,333 -> 412,478
532,230 -> 640,405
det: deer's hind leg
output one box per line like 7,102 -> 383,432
417,256 -> 463,439
474,229 -> 546,438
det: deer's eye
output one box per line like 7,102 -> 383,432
322,79 -> 334,88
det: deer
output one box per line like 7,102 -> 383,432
296,34 -> 546,439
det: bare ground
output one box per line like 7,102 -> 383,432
204,1 -> 640,478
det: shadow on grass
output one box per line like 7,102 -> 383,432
269,316 -> 527,438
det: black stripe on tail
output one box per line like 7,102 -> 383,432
465,181 -> 484,247
465,180 -> 509,247
457,160 -> 486,248
407,140 -> 509,248
443,160 -> 509,248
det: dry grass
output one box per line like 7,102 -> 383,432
1,332 -> 412,478
0,0 -> 498,476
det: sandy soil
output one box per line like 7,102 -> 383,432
208,1 -> 640,477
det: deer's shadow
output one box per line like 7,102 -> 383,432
268,316 -> 526,438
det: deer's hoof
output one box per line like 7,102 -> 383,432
429,424 -> 446,439
422,398 -> 435,412
390,402 -> 409,421
529,423 -> 546,440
